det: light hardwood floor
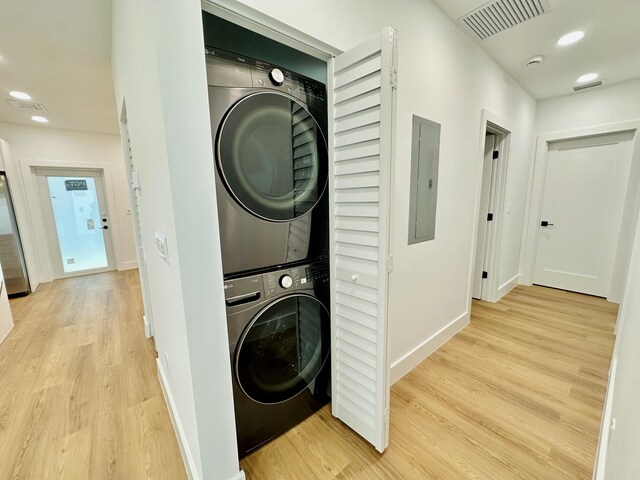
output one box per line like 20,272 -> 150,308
1,274 -> 616,479
0,270 -> 186,480
241,285 -> 617,480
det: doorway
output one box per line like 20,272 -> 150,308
472,118 -> 510,302
533,131 -> 634,297
35,168 -> 116,278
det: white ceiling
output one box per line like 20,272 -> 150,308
0,0 -> 638,135
0,0 -> 118,134
431,0 -> 640,99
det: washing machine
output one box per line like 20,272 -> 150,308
225,259 -> 331,457
206,47 -> 329,277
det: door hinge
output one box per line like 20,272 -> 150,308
493,150 -> 499,160
385,256 -> 394,273
487,213 -> 493,221
390,67 -> 398,89
482,271 -> 488,279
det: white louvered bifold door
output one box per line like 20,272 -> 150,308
328,27 -> 397,453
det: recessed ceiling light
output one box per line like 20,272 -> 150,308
557,31 -> 584,46
9,91 -> 32,100
31,115 -> 49,123
577,73 -> 599,83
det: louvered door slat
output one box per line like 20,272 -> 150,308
328,28 -> 396,454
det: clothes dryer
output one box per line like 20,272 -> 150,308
225,259 -> 331,457
206,48 -> 329,277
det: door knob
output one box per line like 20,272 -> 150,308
540,221 -> 554,227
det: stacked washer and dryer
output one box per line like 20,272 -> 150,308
205,47 -> 331,457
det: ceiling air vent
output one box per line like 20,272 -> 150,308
6,99 -> 47,111
458,0 -> 551,41
573,81 -> 604,92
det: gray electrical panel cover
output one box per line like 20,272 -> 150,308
408,115 -> 440,244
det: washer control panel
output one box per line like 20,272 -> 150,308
263,261 -> 329,299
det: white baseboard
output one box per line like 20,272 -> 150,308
390,311 -> 469,384
157,358 -> 201,480
497,274 -> 520,301
118,260 -> 139,271
593,356 -> 618,480
230,471 -> 246,480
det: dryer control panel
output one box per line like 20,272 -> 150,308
205,47 -> 326,104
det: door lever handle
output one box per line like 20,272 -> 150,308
540,221 -> 554,227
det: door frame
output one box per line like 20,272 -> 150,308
21,160 -> 124,283
33,167 -> 117,279
468,109 -> 513,304
520,121 -> 640,304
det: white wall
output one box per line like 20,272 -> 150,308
596,199 -> 640,479
536,78 -> 640,133
231,0 -> 537,380
0,124 -> 137,286
111,0 -> 240,479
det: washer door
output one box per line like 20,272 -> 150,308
217,91 -> 328,222
235,294 -> 330,404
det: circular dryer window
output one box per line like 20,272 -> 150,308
235,294 -> 330,404
217,92 -> 328,222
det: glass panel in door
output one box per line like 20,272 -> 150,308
46,176 -> 109,273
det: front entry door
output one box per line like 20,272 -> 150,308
533,131 -> 634,297
37,169 -> 116,278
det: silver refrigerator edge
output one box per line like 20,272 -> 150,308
0,172 -> 30,296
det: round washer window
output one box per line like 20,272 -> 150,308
217,92 -> 328,222
235,294 -> 330,404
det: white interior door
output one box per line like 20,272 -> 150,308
472,133 -> 496,299
328,26 -> 397,453
533,131 -> 634,297
36,168 -> 116,279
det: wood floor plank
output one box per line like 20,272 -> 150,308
240,284 -> 616,479
1,273 -> 615,479
0,270 -> 187,479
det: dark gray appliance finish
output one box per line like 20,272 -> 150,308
206,48 -> 329,277
0,173 -> 30,297
224,259 -> 331,457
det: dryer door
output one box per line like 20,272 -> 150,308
235,294 -> 330,404
217,91 -> 328,222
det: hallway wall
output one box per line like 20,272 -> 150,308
0,123 -> 137,286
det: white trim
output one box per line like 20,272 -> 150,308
228,471 -> 246,480
157,358 -> 201,480
593,356 -> 617,480
19,159 -> 130,280
119,260 -> 139,271
390,311 -> 469,384
497,274 -> 520,300
467,109 -> 513,305
201,0 -> 341,60
520,121 -> 640,300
